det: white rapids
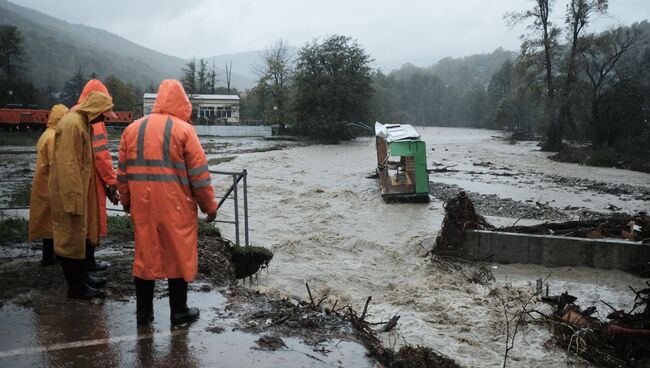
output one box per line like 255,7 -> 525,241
207,127 -> 649,368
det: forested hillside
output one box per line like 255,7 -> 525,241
0,0 -> 188,89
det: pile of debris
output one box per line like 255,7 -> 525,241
198,235 -> 273,284
433,191 -> 492,256
499,212 -> 649,243
542,284 -> 650,367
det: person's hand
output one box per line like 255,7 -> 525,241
106,185 -> 120,205
205,210 -> 217,223
123,204 -> 130,214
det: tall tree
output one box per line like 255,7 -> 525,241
197,59 -> 208,94
293,35 -> 373,141
581,26 -> 645,144
224,60 -> 233,94
104,75 -> 138,112
0,25 -> 27,77
545,0 -> 608,151
506,0 -> 560,102
208,61 -> 218,94
256,39 -> 293,130
62,67 -> 87,107
181,58 -> 197,95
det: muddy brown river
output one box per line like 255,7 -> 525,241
209,127 -> 649,367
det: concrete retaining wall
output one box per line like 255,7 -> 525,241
194,125 -> 272,137
461,230 -> 650,272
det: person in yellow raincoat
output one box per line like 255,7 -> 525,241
73,80 -> 119,272
28,104 -> 68,266
49,91 -> 117,299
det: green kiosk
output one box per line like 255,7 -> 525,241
374,122 -> 429,203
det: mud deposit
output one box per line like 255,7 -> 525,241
0,234 -> 377,367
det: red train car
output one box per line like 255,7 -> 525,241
0,108 -> 134,130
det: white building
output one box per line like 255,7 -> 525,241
143,93 -> 240,125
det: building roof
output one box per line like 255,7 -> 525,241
375,122 -> 421,143
143,93 -> 239,101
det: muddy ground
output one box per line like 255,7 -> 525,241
0,234 -> 386,367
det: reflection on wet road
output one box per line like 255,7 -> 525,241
0,290 -> 372,367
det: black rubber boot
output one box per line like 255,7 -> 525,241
135,277 -> 155,326
86,274 -> 107,289
169,278 -> 199,326
60,257 -> 105,299
41,239 -> 56,266
86,242 -> 109,272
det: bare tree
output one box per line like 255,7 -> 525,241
506,0 -> 560,102
208,60 -> 218,94
224,60 -> 233,94
255,39 -> 293,130
197,58 -> 208,93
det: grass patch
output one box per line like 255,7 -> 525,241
0,217 -> 29,243
208,156 -> 236,165
107,215 -> 133,236
8,181 -> 32,207
0,131 -> 42,146
106,128 -> 124,141
199,221 -> 221,236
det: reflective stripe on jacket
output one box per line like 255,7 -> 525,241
75,80 -> 117,237
117,79 -> 217,282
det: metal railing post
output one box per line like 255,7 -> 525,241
233,174 -> 240,246
243,170 -> 249,246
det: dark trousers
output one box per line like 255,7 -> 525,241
134,277 -> 188,321
85,241 -> 96,267
42,238 -> 54,260
58,256 -> 88,295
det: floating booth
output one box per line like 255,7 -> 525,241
374,122 -> 429,202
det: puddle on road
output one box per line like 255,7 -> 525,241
0,290 -> 373,368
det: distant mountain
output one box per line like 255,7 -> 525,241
389,47 -> 517,87
0,0 -> 191,90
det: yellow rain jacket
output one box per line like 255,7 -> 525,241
28,104 -> 69,240
49,92 -> 113,259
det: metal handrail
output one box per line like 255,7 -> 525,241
210,169 -> 248,246
0,169 -> 250,246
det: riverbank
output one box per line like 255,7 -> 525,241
550,141 -> 650,174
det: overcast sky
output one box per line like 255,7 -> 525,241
14,0 -> 650,67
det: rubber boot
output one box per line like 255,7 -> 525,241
86,242 -> 109,272
61,257 -> 105,299
41,239 -> 57,266
86,274 -> 107,289
134,277 -> 155,326
168,278 -> 199,326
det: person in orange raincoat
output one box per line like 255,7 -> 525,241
74,80 -> 119,272
50,91 -> 117,299
117,79 -> 217,326
28,104 -> 68,266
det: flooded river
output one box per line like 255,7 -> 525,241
0,127 -> 648,367
210,127 -> 649,367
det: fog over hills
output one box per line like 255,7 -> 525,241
0,0 -> 256,90
2,0 -> 514,92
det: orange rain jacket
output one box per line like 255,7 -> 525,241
28,104 -> 69,240
117,79 -> 217,282
74,80 -> 118,237
50,92 -> 113,259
